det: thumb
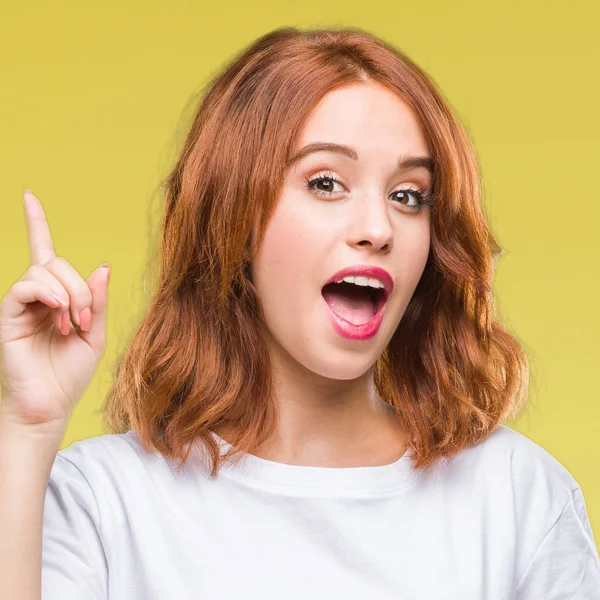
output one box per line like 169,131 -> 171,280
79,263 -> 111,350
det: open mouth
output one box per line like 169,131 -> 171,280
321,281 -> 387,325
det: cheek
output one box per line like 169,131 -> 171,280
393,219 -> 431,294
253,206 -> 317,301
410,219 -> 431,269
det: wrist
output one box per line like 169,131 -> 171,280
0,412 -> 67,451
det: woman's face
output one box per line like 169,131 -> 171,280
251,82 -> 433,381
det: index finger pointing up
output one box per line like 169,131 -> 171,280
23,189 -> 56,266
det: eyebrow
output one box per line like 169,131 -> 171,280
286,142 -> 434,176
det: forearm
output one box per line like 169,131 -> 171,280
0,415 -> 65,600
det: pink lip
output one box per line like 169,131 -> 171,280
323,265 -> 393,300
322,295 -> 387,340
321,264 -> 393,341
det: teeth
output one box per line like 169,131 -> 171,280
335,275 -> 385,290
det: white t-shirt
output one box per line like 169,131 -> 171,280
41,424 -> 600,599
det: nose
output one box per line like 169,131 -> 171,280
347,193 -> 394,253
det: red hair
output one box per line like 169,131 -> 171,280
103,27 -> 529,476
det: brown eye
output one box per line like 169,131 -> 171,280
393,188 -> 424,208
304,175 -> 435,214
304,174 -> 344,196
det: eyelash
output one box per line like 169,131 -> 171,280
303,171 -> 435,213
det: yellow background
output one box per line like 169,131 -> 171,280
1,1 -> 598,536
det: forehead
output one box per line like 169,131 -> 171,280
296,82 -> 429,157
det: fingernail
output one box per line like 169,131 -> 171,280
79,307 -> 92,331
51,293 -> 67,306
61,310 -> 70,335
100,263 -> 111,281
23,189 -> 32,212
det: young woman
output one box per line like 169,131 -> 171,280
1,26 -> 598,599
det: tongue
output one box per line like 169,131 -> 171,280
322,283 -> 377,325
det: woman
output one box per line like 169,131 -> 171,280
1,27 -> 598,599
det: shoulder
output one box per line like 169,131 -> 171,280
484,428 -> 600,595
466,424 -> 580,511
51,429 -> 176,496
438,425 -> 582,540
441,425 -> 578,493
440,425 -> 596,586
471,426 -> 589,563
490,424 -> 579,497
55,429 -> 150,469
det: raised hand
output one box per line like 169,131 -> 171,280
0,190 -> 111,432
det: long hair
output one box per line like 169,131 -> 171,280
103,26 -> 529,476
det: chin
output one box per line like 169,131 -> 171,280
296,347 -> 380,381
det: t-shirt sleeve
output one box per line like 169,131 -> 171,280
41,453 -> 109,599
516,486 -> 600,599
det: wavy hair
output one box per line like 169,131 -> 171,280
103,26 -> 529,476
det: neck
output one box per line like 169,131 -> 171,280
251,399 -> 408,468
216,351 -> 409,468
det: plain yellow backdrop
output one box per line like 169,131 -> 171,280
1,1 -> 598,538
